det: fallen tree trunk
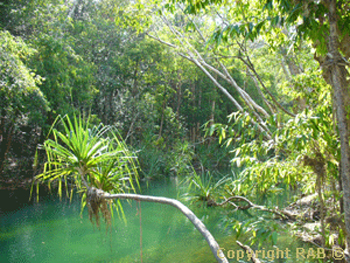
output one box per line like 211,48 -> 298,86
90,187 -> 229,263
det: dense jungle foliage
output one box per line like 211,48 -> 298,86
2,0 -> 350,262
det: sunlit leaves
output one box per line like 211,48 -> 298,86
0,30 -> 48,125
31,33 -> 96,116
226,102 -> 337,195
170,0 -> 337,59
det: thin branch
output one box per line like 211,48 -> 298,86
179,5 -> 206,43
210,196 -> 292,220
236,241 -> 262,263
149,16 -> 272,139
248,71 -> 276,114
146,33 -> 178,49
161,16 -> 271,124
235,41 -> 296,117
245,56 -> 296,117
217,60 -> 271,118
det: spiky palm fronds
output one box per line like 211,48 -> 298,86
33,114 -> 139,227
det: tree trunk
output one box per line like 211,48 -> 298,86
175,82 -> 182,121
210,100 -> 215,126
192,81 -> 196,142
158,99 -> 166,139
97,190 -> 229,263
0,122 -> 14,176
327,1 -> 350,260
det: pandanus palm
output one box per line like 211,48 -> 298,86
33,115 -> 139,226
34,115 -> 228,263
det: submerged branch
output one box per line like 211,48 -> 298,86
209,196 -> 294,221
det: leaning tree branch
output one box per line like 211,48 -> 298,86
147,17 -> 273,139
199,58 -> 271,121
160,15 -> 273,135
90,187 -> 229,263
146,33 -> 178,49
169,15 -> 271,121
247,70 -> 276,114
146,33 -> 244,112
245,57 -> 296,117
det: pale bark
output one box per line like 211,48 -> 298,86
158,15 -> 274,129
327,1 -> 350,261
235,46 -> 296,117
174,13 -> 273,120
236,241 -> 261,263
93,189 -> 229,263
190,56 -> 272,138
209,195 -> 291,220
249,71 -> 275,114
146,31 -> 273,139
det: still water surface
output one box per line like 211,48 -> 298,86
0,181 -> 229,263
0,181 -> 310,263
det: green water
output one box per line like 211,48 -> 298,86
0,181 -> 227,263
0,181 -> 313,263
